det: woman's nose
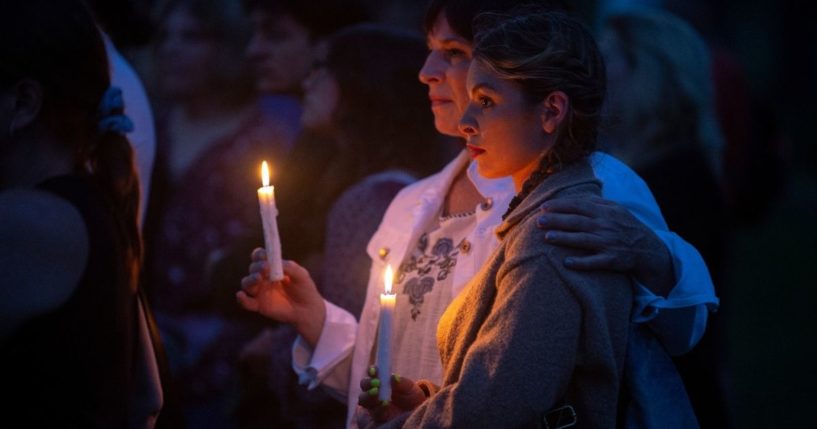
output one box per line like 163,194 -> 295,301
458,108 -> 478,136
419,51 -> 444,85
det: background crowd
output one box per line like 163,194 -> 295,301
2,0 -> 815,427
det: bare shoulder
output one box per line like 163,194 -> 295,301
0,189 -> 89,336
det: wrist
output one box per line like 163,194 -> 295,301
296,298 -> 326,349
634,235 -> 675,297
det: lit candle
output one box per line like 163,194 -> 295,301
376,264 -> 396,402
257,161 -> 284,281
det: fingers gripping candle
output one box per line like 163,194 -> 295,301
258,161 -> 284,281
376,264 -> 396,402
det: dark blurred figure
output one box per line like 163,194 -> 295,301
234,24 -> 453,429
142,0 -> 371,427
212,3 -> 372,427
599,9 -> 733,428
86,0 -> 153,49
241,0 -> 371,272
142,0 -> 290,427
0,0 -> 146,426
664,0 -> 786,226
361,0 -> 426,30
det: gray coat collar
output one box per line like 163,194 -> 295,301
496,159 -> 600,240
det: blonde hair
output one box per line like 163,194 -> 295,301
473,8 -> 605,218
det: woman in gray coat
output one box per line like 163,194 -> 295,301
359,8 -> 695,428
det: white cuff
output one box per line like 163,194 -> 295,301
291,299 -> 357,389
631,230 -> 720,322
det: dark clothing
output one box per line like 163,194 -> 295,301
637,146 -> 732,429
637,146 -> 728,281
144,107 -> 294,314
142,101 -> 300,427
1,174 -> 137,428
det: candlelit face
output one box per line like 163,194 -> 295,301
459,60 -> 552,189
419,13 -> 473,137
301,60 -> 339,134
246,11 -> 315,94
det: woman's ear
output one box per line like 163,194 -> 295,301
9,79 -> 44,135
540,91 -> 568,135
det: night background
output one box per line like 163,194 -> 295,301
17,0 -> 817,426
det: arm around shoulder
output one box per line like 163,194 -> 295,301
637,230 -> 719,355
0,190 -> 88,339
592,153 -> 718,353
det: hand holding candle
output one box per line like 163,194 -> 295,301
376,264 -> 396,402
257,161 -> 284,281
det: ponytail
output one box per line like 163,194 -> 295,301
90,87 -> 142,292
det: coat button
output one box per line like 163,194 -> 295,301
459,240 -> 472,254
378,247 -> 390,260
480,198 -> 493,211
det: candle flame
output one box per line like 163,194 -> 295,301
261,161 -> 270,187
384,264 -> 394,294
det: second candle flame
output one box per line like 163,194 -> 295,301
384,264 -> 394,295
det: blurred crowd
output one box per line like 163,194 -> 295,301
2,0 -> 813,427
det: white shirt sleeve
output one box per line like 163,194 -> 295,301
291,299 -> 358,397
591,152 -> 719,353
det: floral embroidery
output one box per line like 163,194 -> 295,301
432,238 -> 454,257
403,276 -> 435,319
397,233 -> 466,320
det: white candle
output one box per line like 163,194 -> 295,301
257,161 -> 284,281
376,264 -> 396,402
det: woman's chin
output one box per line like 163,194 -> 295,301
475,163 -> 501,179
433,118 -> 462,138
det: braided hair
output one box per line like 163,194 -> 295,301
471,8 -> 606,219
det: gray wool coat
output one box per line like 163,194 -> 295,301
384,159 -> 633,429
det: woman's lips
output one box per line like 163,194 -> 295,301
429,96 -> 452,106
466,144 -> 485,159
